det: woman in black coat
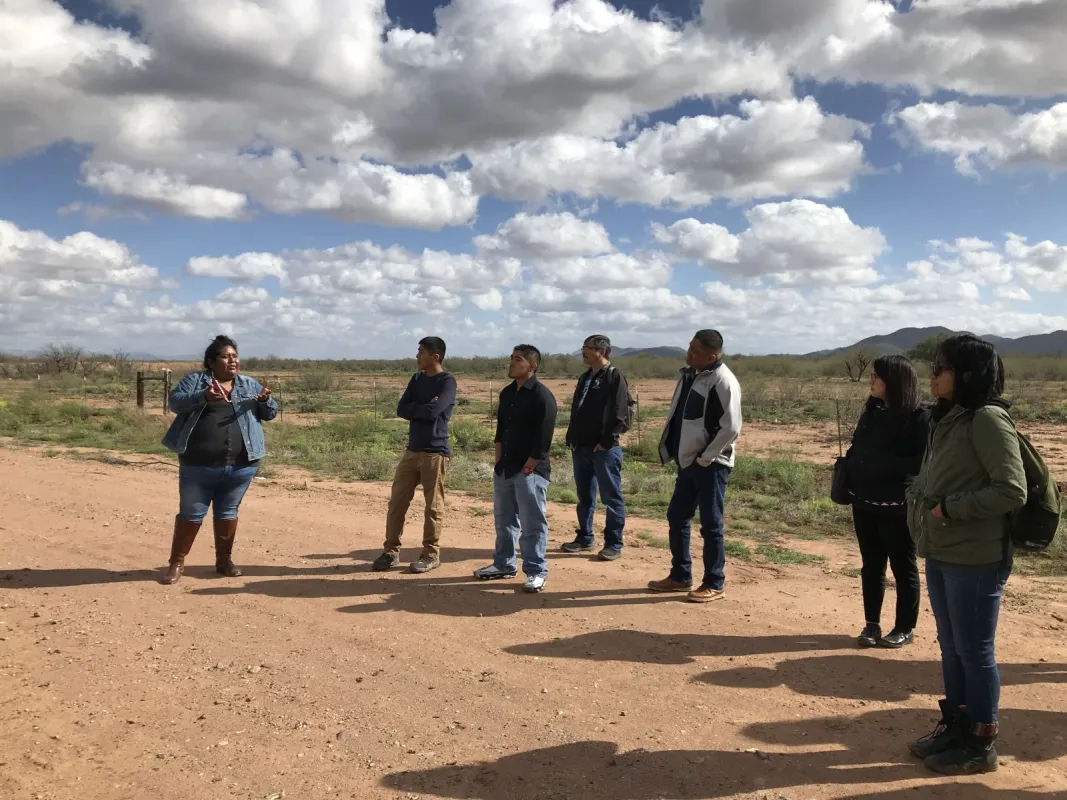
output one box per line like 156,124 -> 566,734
846,355 -> 930,648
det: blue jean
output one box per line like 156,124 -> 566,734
926,557 -> 1012,724
572,446 -> 626,552
666,462 -> 730,589
178,464 -> 259,524
492,472 -> 549,577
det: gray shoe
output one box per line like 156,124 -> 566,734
410,554 -> 440,574
372,552 -> 400,572
597,548 -> 622,561
561,540 -> 594,553
474,563 -> 518,580
523,574 -> 546,593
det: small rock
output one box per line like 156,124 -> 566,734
215,662 -> 226,671
32,612 -> 41,619
619,711 -> 627,717
687,755 -> 705,764
217,740 -> 228,747
336,730 -> 347,741
248,665 -> 261,675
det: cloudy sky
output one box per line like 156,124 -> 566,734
2,0 -> 1067,358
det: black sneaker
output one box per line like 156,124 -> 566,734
879,628 -> 914,648
561,540 -> 594,553
909,700 -> 964,759
857,623 -> 881,648
372,552 -> 400,572
410,554 -> 440,574
925,738 -> 998,775
597,548 -> 622,562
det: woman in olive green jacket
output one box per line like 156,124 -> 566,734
906,334 -> 1025,776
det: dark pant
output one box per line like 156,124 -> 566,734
851,505 -> 921,630
666,462 -> 730,589
572,445 -> 626,552
926,557 -> 1012,724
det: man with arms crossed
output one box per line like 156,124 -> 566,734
561,334 -> 631,561
373,337 -> 456,574
648,329 -> 742,603
475,345 -> 558,593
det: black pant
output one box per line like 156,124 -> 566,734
851,505 -> 920,631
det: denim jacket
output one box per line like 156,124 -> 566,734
162,371 -> 279,461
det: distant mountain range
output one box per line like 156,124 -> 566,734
803,327 -> 1067,358
572,345 -> 687,358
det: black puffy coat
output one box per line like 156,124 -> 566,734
846,398 -> 931,512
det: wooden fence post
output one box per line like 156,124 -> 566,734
488,381 -> 493,421
372,378 -> 377,420
162,369 -> 172,415
136,371 -> 145,408
635,392 -> 641,449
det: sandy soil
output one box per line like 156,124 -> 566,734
1,447 -> 1065,800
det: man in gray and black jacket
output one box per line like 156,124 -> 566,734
561,334 -> 631,561
648,329 -> 742,603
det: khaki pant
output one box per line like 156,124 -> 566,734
383,450 -> 449,557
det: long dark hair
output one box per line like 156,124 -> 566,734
872,354 -> 921,414
934,333 -> 1004,410
203,335 -> 238,370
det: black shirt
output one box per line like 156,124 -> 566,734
180,400 -> 251,467
665,372 -> 696,463
846,398 -> 931,511
494,377 -> 558,480
396,371 -> 456,456
565,365 -> 630,449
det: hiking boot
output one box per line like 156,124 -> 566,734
474,564 -> 518,580
647,576 -> 692,593
213,519 -> 242,578
162,516 -> 201,585
857,623 -> 881,648
924,722 -> 999,775
561,539 -> 594,553
879,628 -> 914,649
687,585 -> 725,603
523,574 -> 547,593
909,700 -> 965,759
372,552 -> 400,572
597,548 -> 622,562
410,553 -> 441,574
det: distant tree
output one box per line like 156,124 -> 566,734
41,343 -> 84,374
906,334 -> 949,365
843,348 -> 873,382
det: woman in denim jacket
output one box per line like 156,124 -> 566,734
160,335 -> 278,585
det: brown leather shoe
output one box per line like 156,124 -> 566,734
647,576 -> 693,593
162,516 -> 201,585
213,519 -> 243,578
687,585 -> 725,603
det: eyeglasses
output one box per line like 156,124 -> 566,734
930,362 -> 949,377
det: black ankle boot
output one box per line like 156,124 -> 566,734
857,623 -> 881,648
924,721 -> 999,775
909,700 -> 964,759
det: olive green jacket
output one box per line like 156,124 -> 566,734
906,403 -> 1026,564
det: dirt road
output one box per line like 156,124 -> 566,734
1,447 -> 1065,799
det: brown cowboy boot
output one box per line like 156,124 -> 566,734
162,516 -> 201,585
213,519 -> 243,577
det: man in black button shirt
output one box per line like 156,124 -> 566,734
474,344 -> 558,593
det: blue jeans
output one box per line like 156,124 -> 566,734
926,557 -> 1012,724
572,446 -> 626,552
666,463 -> 730,589
178,464 -> 259,524
492,472 -> 549,577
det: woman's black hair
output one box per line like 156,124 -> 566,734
203,335 -> 238,370
934,333 -> 1004,409
871,354 -> 921,414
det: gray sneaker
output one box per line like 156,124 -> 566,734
523,574 -> 547,593
474,563 -> 518,580
597,548 -> 622,562
410,554 -> 440,574
372,552 -> 400,572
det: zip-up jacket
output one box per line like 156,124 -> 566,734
658,362 -> 742,469
846,398 -> 931,511
565,365 -> 629,449
906,401 -> 1026,565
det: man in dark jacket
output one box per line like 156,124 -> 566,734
475,344 -> 558,593
561,334 -> 630,561
373,337 -> 456,575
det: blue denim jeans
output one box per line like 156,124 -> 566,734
178,464 -> 259,524
926,557 -> 1012,724
572,445 -> 626,552
492,471 -> 549,577
666,462 -> 730,589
